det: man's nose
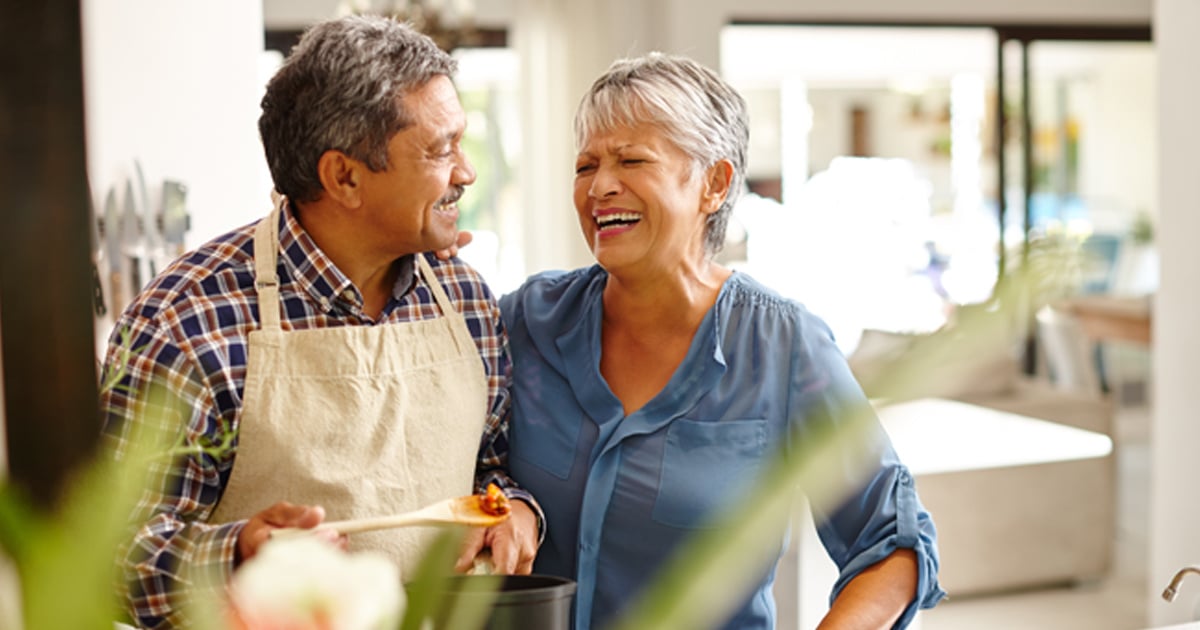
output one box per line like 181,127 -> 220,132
455,152 -> 477,186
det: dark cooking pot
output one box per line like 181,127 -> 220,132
411,574 -> 576,630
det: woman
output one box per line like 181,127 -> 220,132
500,53 -> 944,629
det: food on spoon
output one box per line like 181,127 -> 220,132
477,483 -> 511,517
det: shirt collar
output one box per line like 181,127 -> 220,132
277,201 -> 417,313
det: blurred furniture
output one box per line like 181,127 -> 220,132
878,398 -> 1114,596
1034,304 -> 1103,393
842,325 -> 1118,598
1061,294 -> 1152,346
848,326 -> 1115,436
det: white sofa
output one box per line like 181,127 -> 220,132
846,327 -> 1117,597
878,397 -> 1114,596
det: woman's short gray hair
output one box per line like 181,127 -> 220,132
575,52 -> 749,256
259,15 -> 457,203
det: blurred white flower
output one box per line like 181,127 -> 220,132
229,536 -> 403,630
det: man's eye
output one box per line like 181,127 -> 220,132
575,164 -> 596,174
622,159 -> 645,166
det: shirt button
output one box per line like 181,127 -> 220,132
342,289 -> 355,301
319,297 -> 331,310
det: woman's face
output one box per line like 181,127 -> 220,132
573,122 -> 718,276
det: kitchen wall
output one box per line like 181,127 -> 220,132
82,0 -> 269,344
1149,1 -> 1200,625
83,0 -> 268,254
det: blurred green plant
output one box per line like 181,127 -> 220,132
1130,210 -> 1154,246
0,328 -> 238,630
0,254 -> 1070,630
1021,227 -> 1089,307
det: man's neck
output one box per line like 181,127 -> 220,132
291,199 -> 400,318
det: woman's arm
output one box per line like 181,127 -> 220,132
817,549 -> 918,630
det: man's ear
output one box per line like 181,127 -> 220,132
701,159 -> 734,215
316,150 -> 364,208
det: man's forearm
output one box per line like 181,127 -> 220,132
817,549 -> 918,630
122,516 -> 242,629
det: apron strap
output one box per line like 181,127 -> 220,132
414,254 -> 481,356
414,254 -> 458,317
252,195 -> 285,331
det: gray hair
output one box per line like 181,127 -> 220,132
574,52 -> 749,256
259,15 -> 457,203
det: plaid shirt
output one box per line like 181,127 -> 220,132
100,204 -> 536,629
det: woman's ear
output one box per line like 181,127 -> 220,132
316,150 -> 364,208
701,159 -> 734,215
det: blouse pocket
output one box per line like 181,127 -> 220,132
651,418 -> 768,529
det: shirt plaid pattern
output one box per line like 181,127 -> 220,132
100,204 -> 536,629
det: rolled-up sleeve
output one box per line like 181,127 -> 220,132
788,314 -> 946,627
817,461 -> 946,627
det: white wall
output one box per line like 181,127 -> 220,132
1148,0 -> 1200,625
83,0 -> 270,345
1072,44 -> 1158,230
83,0 -> 269,255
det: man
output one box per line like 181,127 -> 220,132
100,15 -> 539,629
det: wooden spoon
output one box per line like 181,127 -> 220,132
271,494 -> 509,538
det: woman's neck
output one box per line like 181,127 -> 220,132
601,260 -> 731,335
598,260 -> 732,415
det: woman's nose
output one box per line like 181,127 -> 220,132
588,165 -> 620,199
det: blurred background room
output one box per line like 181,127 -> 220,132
3,1 -> 1199,628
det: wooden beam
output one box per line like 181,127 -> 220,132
0,0 -> 100,508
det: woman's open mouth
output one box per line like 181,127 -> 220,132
595,211 -> 641,236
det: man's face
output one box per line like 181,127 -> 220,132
359,75 -> 476,256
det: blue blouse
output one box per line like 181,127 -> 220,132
499,266 -> 945,630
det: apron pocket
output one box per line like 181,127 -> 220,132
651,418 -> 768,529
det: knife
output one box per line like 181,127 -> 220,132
89,192 -> 107,317
135,160 -> 161,278
120,179 -> 144,298
161,179 -> 189,257
102,186 -> 124,314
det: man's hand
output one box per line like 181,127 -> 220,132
434,230 -> 474,260
455,499 -> 538,574
236,502 -> 346,566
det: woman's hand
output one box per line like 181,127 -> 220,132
435,230 -> 474,260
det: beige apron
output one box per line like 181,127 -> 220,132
210,199 -> 488,578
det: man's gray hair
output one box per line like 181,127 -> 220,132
574,52 -> 749,256
259,15 -> 457,203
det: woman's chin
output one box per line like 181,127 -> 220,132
592,247 -> 637,272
